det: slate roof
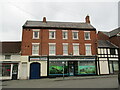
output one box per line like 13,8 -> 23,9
98,40 -> 118,48
102,27 -> 120,37
23,21 -> 96,30
0,42 -> 21,54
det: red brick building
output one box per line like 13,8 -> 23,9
21,16 -> 98,79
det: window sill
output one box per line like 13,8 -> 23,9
73,39 -> 79,40
63,38 -> 68,40
85,39 -> 91,40
32,38 -> 40,39
49,54 -> 56,56
32,54 -> 39,56
49,38 -> 56,40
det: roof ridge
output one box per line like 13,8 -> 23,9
106,40 -> 119,48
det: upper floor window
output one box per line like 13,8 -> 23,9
110,48 -> 116,55
84,31 -> 90,40
49,30 -> 56,39
63,43 -> 68,55
85,44 -> 92,55
33,29 -> 40,39
5,55 -> 11,59
73,43 -> 79,55
62,30 -> 68,39
72,31 -> 78,40
49,43 -> 56,55
32,43 -> 39,55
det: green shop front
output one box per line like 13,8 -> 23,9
48,56 -> 97,77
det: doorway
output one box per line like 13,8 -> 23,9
30,62 -> 41,79
68,61 -> 74,76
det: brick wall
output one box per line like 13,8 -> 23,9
21,29 -> 97,56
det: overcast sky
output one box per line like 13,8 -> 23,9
0,0 -> 119,41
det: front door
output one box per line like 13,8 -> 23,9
12,64 -> 18,80
30,63 -> 40,79
68,62 -> 74,76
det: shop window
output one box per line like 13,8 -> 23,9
5,55 -> 11,59
2,64 -> 11,76
110,49 -> 116,55
77,61 -> 96,75
49,61 -> 68,75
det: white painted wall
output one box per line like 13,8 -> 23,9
0,54 -> 21,80
99,61 -> 109,74
19,56 -> 28,79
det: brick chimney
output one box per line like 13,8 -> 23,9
43,17 -> 46,22
85,15 -> 90,23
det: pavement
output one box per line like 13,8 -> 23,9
1,75 -> 119,88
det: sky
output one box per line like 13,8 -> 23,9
0,0 -> 120,41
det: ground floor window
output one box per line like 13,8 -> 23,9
49,61 -> 96,76
77,61 -> 96,75
49,61 -> 68,75
110,61 -> 118,74
2,64 -> 11,76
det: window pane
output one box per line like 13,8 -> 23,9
2,64 -> 11,76
78,61 -> 96,74
49,31 -> 55,39
49,45 -> 55,55
63,45 -> 68,55
32,44 -> 39,55
5,55 -> 11,59
85,32 -> 90,40
63,31 -> 67,39
73,32 -> 78,39
110,49 -> 115,55
49,61 -> 68,75
113,61 -> 118,71
86,45 -> 91,55
73,45 -> 79,55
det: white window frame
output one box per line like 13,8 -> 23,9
72,31 -> 79,40
32,29 -> 40,39
73,43 -> 79,55
49,43 -> 56,55
84,31 -> 90,40
32,43 -> 40,55
62,30 -> 68,39
63,43 -> 68,55
5,55 -> 11,59
49,30 -> 56,39
85,44 -> 92,55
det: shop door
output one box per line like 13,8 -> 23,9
68,62 -> 74,76
30,63 -> 40,79
12,64 -> 18,80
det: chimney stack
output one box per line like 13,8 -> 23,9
43,17 -> 46,23
85,15 -> 90,23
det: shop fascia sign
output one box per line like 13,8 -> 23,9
49,57 -> 95,61
30,57 -> 47,61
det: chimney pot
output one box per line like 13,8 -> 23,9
43,17 -> 46,22
85,15 -> 90,23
